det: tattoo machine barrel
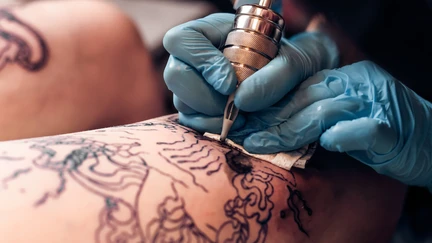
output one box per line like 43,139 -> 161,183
220,0 -> 285,142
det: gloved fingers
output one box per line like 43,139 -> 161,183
173,95 -> 197,115
234,53 -> 302,112
320,117 -> 397,154
250,70 -> 347,126
235,32 -> 339,112
163,13 -> 237,95
284,71 -> 347,117
243,97 -> 370,153
164,56 -> 227,116
179,112 -> 246,134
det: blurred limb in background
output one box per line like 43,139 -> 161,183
0,0 -> 168,141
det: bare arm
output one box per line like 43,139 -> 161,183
0,114 -> 406,243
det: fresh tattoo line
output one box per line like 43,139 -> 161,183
0,115 -> 313,242
146,182 -> 213,243
0,8 -> 49,72
1,167 -> 31,189
286,185 -> 313,236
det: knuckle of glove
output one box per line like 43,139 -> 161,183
163,59 -> 184,92
163,26 -> 184,55
203,54 -> 235,95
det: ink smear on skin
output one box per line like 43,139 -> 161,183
200,134 -> 253,174
225,149 -> 253,174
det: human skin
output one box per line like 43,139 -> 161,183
0,114 -> 406,243
0,0 -> 167,141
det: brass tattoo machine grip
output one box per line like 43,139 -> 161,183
220,0 -> 285,141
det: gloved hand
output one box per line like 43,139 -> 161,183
163,13 -> 339,133
243,60 -> 432,190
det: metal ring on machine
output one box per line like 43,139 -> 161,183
233,14 -> 283,43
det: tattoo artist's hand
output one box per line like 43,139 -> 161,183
163,13 -> 338,133
242,60 -> 432,190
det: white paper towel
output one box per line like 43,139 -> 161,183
204,133 -> 316,170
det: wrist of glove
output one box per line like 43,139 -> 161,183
370,92 -> 432,188
239,60 -> 432,189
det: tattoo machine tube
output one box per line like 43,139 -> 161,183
220,0 -> 285,141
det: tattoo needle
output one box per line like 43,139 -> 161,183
219,0 -> 285,142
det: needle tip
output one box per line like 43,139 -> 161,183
220,118 -> 233,143
220,130 -> 228,143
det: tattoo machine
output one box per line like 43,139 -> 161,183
220,0 -> 285,142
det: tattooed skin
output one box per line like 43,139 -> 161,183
0,8 -> 49,71
0,115 -> 313,243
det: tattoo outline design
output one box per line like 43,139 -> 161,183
0,115 -> 313,242
0,8 -> 49,72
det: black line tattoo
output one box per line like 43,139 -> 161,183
206,163 -> 222,176
1,167 -> 31,189
286,185 -> 313,237
119,136 -> 140,141
0,8 -> 49,71
146,182 -> 213,243
146,117 -> 314,241
189,156 -> 220,170
0,156 -> 24,161
157,134 -> 187,145
163,139 -> 199,151
0,114 -> 314,242
170,145 -> 209,159
177,149 -> 213,164
159,152 -> 209,193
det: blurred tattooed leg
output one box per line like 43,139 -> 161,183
0,0 -> 167,141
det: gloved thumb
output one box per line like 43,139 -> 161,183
319,117 -> 398,155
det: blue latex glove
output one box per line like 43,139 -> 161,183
163,13 -> 339,133
243,61 -> 432,190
